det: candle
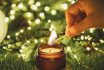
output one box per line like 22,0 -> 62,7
41,48 -> 62,53
36,44 -> 66,70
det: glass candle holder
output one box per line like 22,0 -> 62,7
36,44 -> 66,70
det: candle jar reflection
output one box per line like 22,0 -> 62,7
36,44 -> 66,70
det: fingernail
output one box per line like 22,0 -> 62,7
69,27 -> 74,34
69,26 -> 78,36
65,29 -> 73,37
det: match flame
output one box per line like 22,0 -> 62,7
48,30 -> 57,45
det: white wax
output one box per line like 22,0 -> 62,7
41,48 -> 61,53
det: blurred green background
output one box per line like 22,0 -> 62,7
0,0 -> 104,70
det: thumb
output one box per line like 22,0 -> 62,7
66,16 -> 94,37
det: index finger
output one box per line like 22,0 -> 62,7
65,2 -> 81,27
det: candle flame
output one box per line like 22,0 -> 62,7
48,30 -> 57,45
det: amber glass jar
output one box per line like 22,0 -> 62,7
36,44 -> 66,70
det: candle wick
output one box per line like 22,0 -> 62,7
50,49 -> 51,53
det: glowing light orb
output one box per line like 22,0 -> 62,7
30,4 -> 37,11
0,11 -> 8,43
35,19 -> 41,24
44,6 -> 50,11
51,10 -> 57,15
36,2 -> 41,7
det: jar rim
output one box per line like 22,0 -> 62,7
38,44 -> 64,54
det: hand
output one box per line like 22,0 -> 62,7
65,0 -> 104,37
